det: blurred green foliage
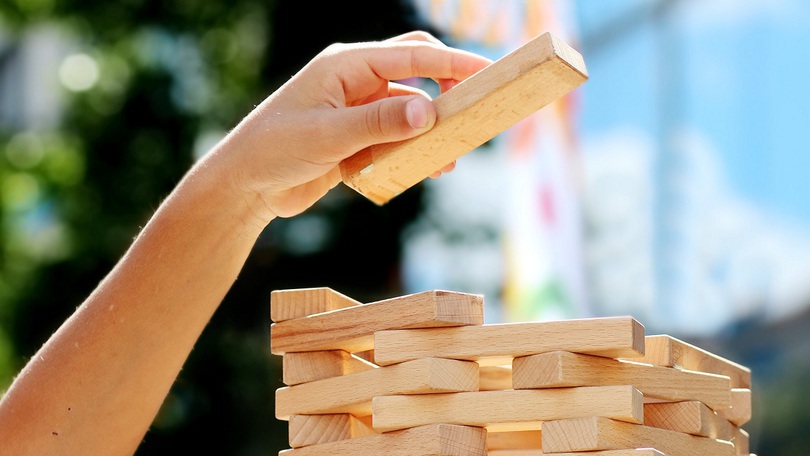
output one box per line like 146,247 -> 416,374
0,0 -> 434,453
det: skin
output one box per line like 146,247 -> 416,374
0,32 -> 490,455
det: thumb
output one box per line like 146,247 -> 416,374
338,95 -> 436,152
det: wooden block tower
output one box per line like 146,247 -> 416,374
270,288 -> 754,455
269,27 -> 754,456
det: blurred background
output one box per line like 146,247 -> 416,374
0,0 -> 807,453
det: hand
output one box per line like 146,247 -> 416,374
208,31 -> 491,220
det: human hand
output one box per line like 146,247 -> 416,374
208,31 -> 491,220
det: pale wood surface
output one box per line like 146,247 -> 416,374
733,428 -> 749,456
339,32 -> 588,205
288,414 -> 377,448
480,365 -> 513,391
631,335 -> 751,389
373,317 -> 644,366
644,401 -> 735,440
282,350 -> 377,386
276,357 -> 478,419
717,388 -> 752,426
271,287 -> 361,322
549,451 -> 667,456
372,385 -> 643,432
512,351 -> 731,410
542,416 -> 735,455
353,349 -> 376,364
278,423 -> 487,456
487,451 -> 542,456
486,430 -> 541,450
271,290 -> 484,355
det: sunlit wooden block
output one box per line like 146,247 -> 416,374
373,385 -> 643,433
542,416 -> 735,455
374,317 -> 644,366
276,357 -> 478,419
512,351 -> 731,410
278,423 -> 487,455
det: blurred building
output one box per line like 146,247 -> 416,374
0,25 -> 66,130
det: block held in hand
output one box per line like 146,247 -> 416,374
339,32 -> 588,205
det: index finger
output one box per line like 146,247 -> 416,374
385,31 -> 447,46
332,41 -> 492,99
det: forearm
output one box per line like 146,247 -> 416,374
0,32 -> 492,455
0,149 -> 271,455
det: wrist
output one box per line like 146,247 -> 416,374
184,149 -> 277,240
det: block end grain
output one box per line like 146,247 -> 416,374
548,32 -> 589,78
270,287 -> 361,323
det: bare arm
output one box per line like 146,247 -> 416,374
0,32 -> 490,455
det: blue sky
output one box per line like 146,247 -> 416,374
577,0 -> 810,225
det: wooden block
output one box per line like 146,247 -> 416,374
288,414 -> 377,448
283,350 -> 377,385
486,430 -> 541,450
548,451 -> 667,456
644,401 -> 735,440
339,32 -> 588,205
373,317 -> 644,366
276,357 -> 478,419
372,385 -> 643,433
512,351 -> 731,410
632,335 -> 751,389
278,423 -> 487,456
480,365 -> 512,391
271,290 -> 483,355
271,287 -> 361,322
716,389 -> 752,426
732,428 -> 749,456
486,448 -> 541,455
541,416 -> 735,455
354,349 -> 376,364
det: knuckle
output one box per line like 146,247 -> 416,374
411,30 -> 435,41
364,103 -> 391,139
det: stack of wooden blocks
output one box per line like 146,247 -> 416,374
270,288 -> 753,455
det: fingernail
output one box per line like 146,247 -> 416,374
406,98 -> 429,129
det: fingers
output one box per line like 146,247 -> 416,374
385,32 -> 467,94
438,79 -> 460,93
326,95 -> 436,154
386,31 -> 447,46
369,42 -> 490,82
332,41 -> 491,101
429,161 -> 456,179
388,81 -> 432,99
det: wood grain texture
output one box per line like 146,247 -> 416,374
512,351 -> 731,410
716,389 -> 752,426
644,401 -> 735,440
631,335 -> 751,389
479,365 -> 512,391
271,290 -> 484,355
486,450 -> 673,456
373,317 -> 644,366
542,416 -> 735,455
276,357 -> 478,419
733,427 -> 749,456
288,414 -> 377,448
282,350 -> 377,386
486,430 -> 541,450
372,385 -> 643,433
486,451 -> 542,456
339,32 -> 588,205
547,451 -> 666,456
278,423 -> 487,456
271,287 -> 361,322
